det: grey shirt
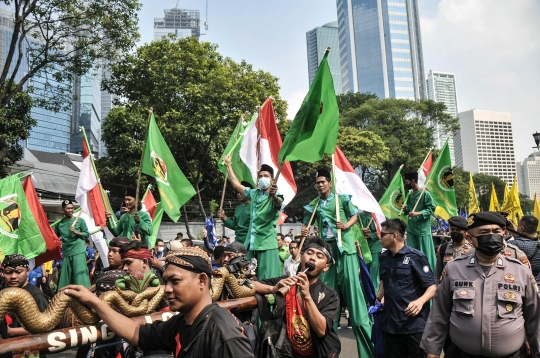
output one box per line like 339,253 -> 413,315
434,240 -> 474,280
421,253 -> 540,357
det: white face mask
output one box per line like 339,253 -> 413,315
258,177 -> 271,189
157,246 -> 165,253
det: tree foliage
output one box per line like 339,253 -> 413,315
336,91 -> 378,113
98,37 -> 287,220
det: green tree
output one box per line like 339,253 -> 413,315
336,91 -> 378,113
98,37 -> 286,221
519,193 -> 534,214
341,98 -> 459,198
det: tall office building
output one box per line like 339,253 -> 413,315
336,0 -> 426,99
426,70 -> 458,164
516,152 -> 540,200
154,8 -> 200,40
454,110 -> 516,182
0,8 -> 72,153
306,21 -> 342,95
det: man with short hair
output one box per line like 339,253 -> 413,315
64,247 -> 254,357
378,218 -> 437,358
224,157 -> 283,280
277,233 -> 290,273
175,232 -> 184,240
254,238 -> 341,358
221,241 -> 248,267
434,216 -> 473,280
509,215 -> 540,280
421,212 -> 540,358
181,238 -> 194,247
283,239 -> 301,277
54,199 -> 91,288
106,189 -> 152,244
218,181 -> 252,246
93,237 -> 130,281
153,239 -> 166,259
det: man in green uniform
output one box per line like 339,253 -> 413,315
402,172 -> 436,271
106,189 -> 152,244
218,181 -> 252,246
224,158 -> 282,280
360,210 -> 381,292
54,199 -> 91,289
301,169 -> 374,357
277,233 -> 290,273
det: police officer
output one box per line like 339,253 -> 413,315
434,216 -> 473,280
421,212 -> 540,358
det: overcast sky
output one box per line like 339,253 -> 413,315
138,0 -> 539,163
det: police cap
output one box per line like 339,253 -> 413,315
467,212 -> 507,229
448,216 -> 468,230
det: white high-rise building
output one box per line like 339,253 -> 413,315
426,70 -> 458,164
516,152 -> 540,200
454,110 -> 516,182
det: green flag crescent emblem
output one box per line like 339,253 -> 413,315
390,189 -> 404,212
0,193 -> 20,238
150,151 -> 169,186
438,166 -> 454,191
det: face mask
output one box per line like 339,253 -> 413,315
472,234 -> 504,257
157,247 -> 165,253
405,184 -> 412,191
450,232 -> 464,243
258,177 -> 271,189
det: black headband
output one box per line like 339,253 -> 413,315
2,254 -> 29,269
165,254 -> 214,276
302,243 -> 333,264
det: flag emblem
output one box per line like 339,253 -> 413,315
390,190 -> 404,212
438,166 -> 454,191
0,194 -> 20,237
150,151 -> 169,186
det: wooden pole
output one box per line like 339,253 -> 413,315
219,118 -> 243,212
331,154 -> 342,249
398,189 -> 413,216
296,199 -> 320,260
256,105 -> 261,171
70,209 -> 83,228
134,108 -> 153,214
411,179 -> 430,212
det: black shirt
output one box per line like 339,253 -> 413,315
22,283 -> 49,312
379,245 -> 435,334
260,277 -> 341,358
137,303 -> 253,358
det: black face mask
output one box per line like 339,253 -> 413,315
450,232 -> 464,243
405,184 -> 412,191
472,234 -> 504,257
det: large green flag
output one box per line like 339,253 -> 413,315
217,115 -> 256,187
379,167 -> 408,222
426,140 -> 458,219
278,50 -> 339,163
0,174 -> 46,259
141,114 -> 196,222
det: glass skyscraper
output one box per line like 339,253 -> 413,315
336,0 -> 426,99
154,8 -> 200,40
306,21 -> 342,95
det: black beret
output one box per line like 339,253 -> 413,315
403,172 -> 418,181
240,181 -> 253,189
315,168 -> 331,181
223,241 -> 247,255
467,212 -> 507,229
62,199 -> 73,208
448,216 -> 468,230
259,164 -> 274,177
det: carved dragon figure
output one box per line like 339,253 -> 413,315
211,256 -> 257,301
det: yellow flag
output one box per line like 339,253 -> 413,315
501,176 -> 523,225
502,182 -> 510,208
533,193 -> 540,234
489,183 -> 499,212
468,172 -> 480,214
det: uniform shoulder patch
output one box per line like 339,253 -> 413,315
520,256 -> 530,267
503,249 -> 513,257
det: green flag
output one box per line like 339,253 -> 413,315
278,50 -> 339,163
426,140 -> 458,219
141,114 -> 196,222
147,202 -> 164,248
217,115 -> 256,187
0,174 -> 46,259
379,167 -> 408,222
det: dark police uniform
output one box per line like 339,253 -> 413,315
379,245 -> 436,357
435,241 -> 474,280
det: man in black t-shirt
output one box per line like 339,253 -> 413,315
254,237 -> 341,358
65,246 -> 253,358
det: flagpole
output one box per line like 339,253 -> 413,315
256,105 -> 261,171
411,180 -> 428,212
399,189 -> 413,216
220,117 -> 243,212
135,108 -> 153,214
332,154 -> 342,249
296,199 -> 320,261
70,209 -> 83,228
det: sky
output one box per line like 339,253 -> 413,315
138,0 -> 540,163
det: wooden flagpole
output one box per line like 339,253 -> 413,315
332,154 -> 342,248
296,199 -> 320,260
219,117 -> 244,212
134,108 -> 153,214
70,209 -> 83,228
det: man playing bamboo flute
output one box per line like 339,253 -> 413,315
224,157 -> 282,280
54,199 -> 91,288
106,189 -> 152,244
301,169 -> 375,357
218,181 -> 252,246
401,172 -> 437,271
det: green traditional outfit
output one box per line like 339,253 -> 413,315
359,211 -> 381,292
403,189 -> 436,271
244,188 -> 282,280
107,211 -> 153,244
278,245 -> 290,273
223,203 -> 251,246
303,194 -> 375,357
54,216 -> 91,289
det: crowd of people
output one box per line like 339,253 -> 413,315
1,161 -> 540,358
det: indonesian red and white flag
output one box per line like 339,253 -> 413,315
333,146 -> 385,235
75,140 -> 106,227
142,188 -> 157,220
417,150 -> 433,189
240,98 -> 297,206
277,212 -> 288,226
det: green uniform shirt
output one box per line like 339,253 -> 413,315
223,203 -> 251,246
278,245 -> 290,272
359,211 -> 378,241
244,188 -> 283,251
403,190 -> 435,236
303,194 -> 359,254
108,210 -> 153,243
54,216 -> 89,256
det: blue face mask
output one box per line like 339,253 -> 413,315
258,177 -> 271,189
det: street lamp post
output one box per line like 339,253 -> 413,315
533,132 -> 540,150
